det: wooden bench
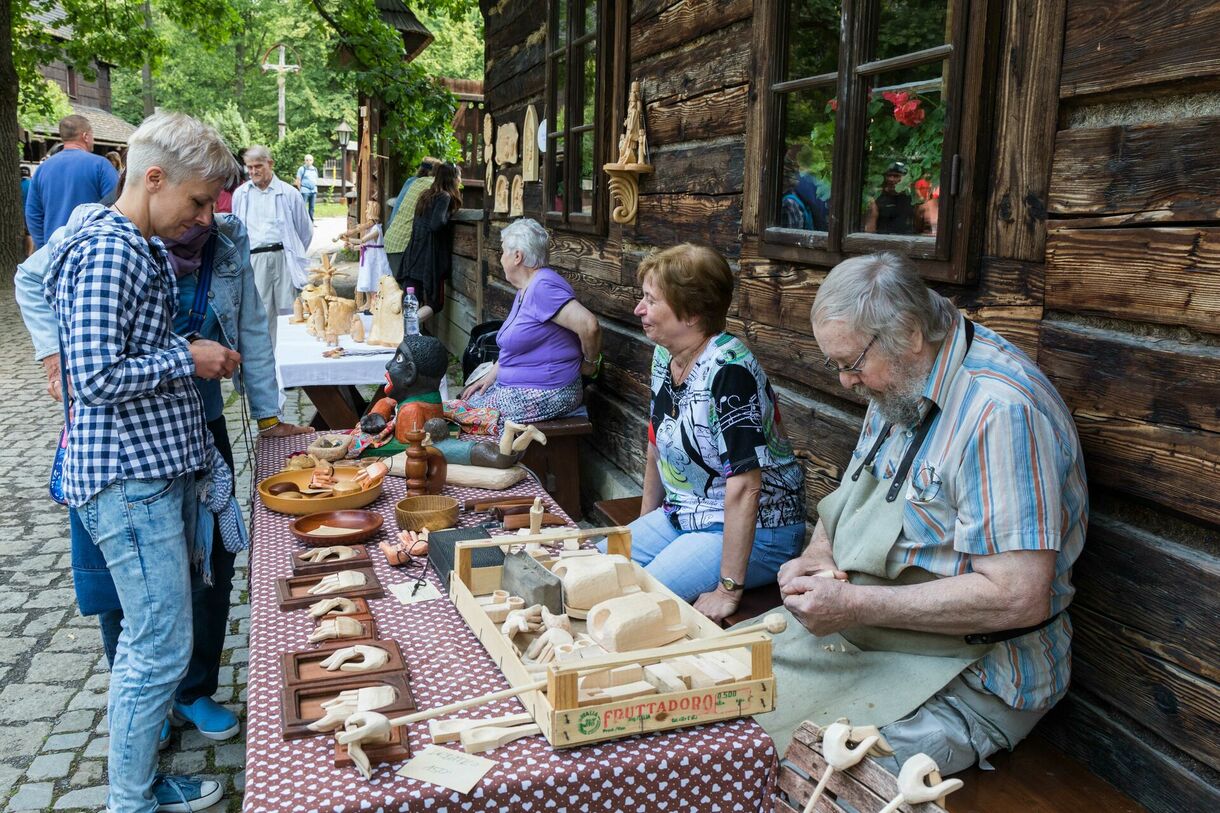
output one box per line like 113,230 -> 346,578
521,415 -> 593,520
592,495 -> 785,626
777,721 -> 1146,813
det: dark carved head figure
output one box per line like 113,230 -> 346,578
384,333 -> 450,400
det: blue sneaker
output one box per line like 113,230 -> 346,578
158,718 -> 171,751
153,774 -> 223,812
170,697 -> 240,741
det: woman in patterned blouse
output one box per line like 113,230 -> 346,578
629,244 -> 806,623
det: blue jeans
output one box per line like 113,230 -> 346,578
98,416 -> 236,704
81,475 -> 194,813
614,508 -> 805,602
301,190 -> 316,220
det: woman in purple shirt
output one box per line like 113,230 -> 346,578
461,218 -> 601,425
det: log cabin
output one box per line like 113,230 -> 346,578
437,2 -> 1220,809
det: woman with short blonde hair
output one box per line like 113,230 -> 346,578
627,243 -> 806,623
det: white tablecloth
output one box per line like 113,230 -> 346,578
273,314 -> 391,388
273,315 -> 450,400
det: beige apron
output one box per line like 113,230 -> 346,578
752,410 -> 994,755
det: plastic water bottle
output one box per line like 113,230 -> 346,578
403,287 -> 420,336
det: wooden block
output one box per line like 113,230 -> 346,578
583,680 -> 658,705
700,648 -> 752,681
643,662 -> 687,694
280,673 -> 416,740
281,639 -> 404,685
671,655 -> 731,688
579,663 -> 645,691
275,566 -> 383,611
334,724 -> 411,769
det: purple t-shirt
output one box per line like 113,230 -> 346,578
496,268 -> 582,389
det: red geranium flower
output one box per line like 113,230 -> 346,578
913,178 -> 931,201
827,98 -> 838,112
882,90 -> 910,106
893,98 -> 925,126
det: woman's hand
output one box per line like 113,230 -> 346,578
693,585 -> 742,626
461,363 -> 498,400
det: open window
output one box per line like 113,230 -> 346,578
753,0 -> 996,283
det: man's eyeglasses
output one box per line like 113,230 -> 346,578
823,335 -> 877,375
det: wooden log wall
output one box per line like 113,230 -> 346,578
468,2 -> 1220,808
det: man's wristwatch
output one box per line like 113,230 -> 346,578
719,576 -> 744,592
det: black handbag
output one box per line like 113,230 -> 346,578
462,319 -> 503,380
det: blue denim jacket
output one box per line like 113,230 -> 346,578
16,205 -> 281,421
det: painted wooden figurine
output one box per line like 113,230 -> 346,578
338,201 -> 391,312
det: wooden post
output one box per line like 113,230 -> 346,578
547,668 -> 579,711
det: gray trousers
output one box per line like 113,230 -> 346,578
874,670 -> 1047,774
250,249 -> 295,347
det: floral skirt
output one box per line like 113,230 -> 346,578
466,379 -> 583,429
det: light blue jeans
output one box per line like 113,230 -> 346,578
613,508 -> 805,602
81,475 -> 194,813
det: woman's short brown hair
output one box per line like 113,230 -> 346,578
636,243 -> 733,335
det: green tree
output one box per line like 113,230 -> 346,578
2,0 -> 239,273
413,2 -> 483,81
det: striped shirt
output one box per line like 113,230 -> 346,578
46,207 -> 208,506
850,312 -> 1088,710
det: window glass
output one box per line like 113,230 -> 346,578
857,62 -> 947,236
555,1 -> 568,45
551,137 -> 566,211
554,57 -> 567,133
583,0 -> 598,39
581,44 -> 597,125
784,0 -> 841,80
876,0 -> 950,61
774,86 -> 835,232
574,131 -> 596,213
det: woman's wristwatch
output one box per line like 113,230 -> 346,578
718,576 -> 744,592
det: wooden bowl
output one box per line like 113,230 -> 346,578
395,495 -> 459,532
290,510 -> 385,546
258,467 -> 382,515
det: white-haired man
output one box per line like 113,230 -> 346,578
232,145 -> 313,345
45,112 -> 241,813
762,252 -> 1087,774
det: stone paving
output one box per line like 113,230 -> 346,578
0,277 -> 317,812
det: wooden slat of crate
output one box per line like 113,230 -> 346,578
778,721 -> 948,813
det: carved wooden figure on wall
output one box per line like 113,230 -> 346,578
523,105 -> 540,181
604,80 -> 653,225
483,113 -> 494,189
495,175 -> 510,213
496,122 -> 519,166
510,175 -> 524,216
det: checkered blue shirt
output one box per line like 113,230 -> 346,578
47,208 -> 208,506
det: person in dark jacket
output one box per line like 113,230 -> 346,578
396,161 -> 462,325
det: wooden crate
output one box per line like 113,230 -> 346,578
450,526 -> 776,748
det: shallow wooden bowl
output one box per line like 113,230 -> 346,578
258,468 -> 382,516
290,510 -> 385,546
395,495 -> 459,532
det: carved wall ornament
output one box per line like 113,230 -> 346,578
496,121 -> 519,166
522,105 -> 540,181
510,175 -> 524,217
603,81 -> 653,225
495,174 -> 510,213
483,113 -> 494,189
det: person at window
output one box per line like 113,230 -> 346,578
396,161 -> 462,326
766,252 -> 1087,769
460,218 -> 601,426
626,243 -> 806,624
863,161 -> 916,235
383,158 -> 439,273
780,157 -> 815,231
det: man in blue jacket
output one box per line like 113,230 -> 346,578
25,114 -> 119,248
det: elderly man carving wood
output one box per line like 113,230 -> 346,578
760,252 -> 1087,775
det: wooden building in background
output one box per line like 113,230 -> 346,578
453,2 -> 1220,808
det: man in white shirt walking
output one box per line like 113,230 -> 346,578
231,145 -> 312,346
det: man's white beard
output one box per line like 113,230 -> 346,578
853,360 -> 930,428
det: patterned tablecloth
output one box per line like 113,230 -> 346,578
243,434 -> 779,813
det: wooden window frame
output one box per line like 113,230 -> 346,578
66,66 -> 78,100
543,0 -> 623,235
747,0 -> 998,284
